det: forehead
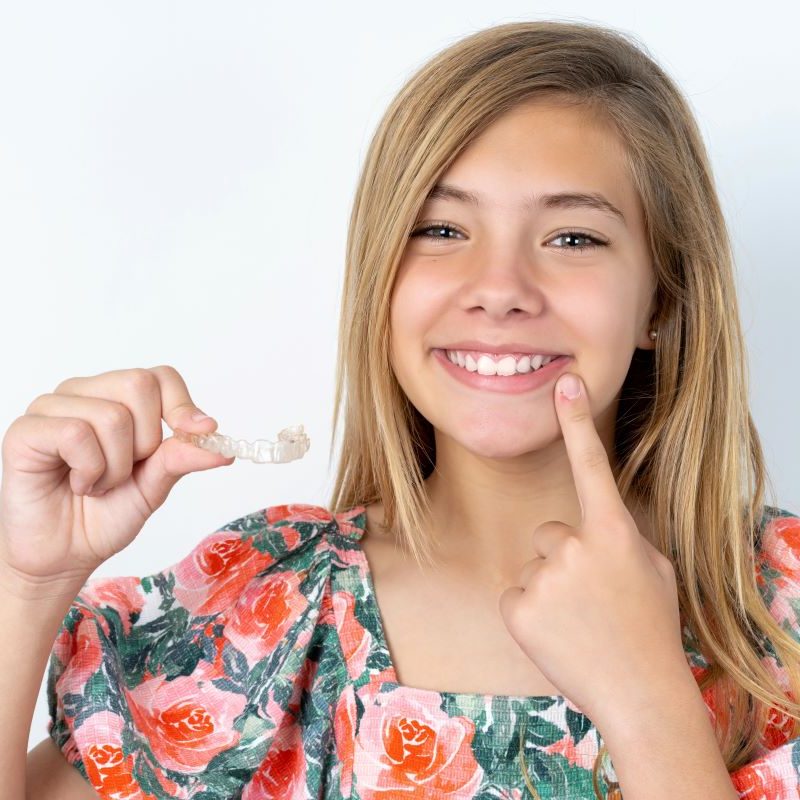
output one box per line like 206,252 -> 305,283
428,100 -> 640,224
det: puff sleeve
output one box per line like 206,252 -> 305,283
46,502 -> 341,800
727,507 -> 800,798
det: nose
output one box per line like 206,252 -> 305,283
461,252 -> 547,321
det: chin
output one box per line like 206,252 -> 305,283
449,428 -> 556,460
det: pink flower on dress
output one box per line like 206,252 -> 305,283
51,625 -> 75,675
333,589 -> 373,681
730,741 -> 800,799
81,577 -> 146,635
126,660 -> 246,773
334,685 -> 358,797
172,530 -> 278,616
355,686 -> 484,799
758,516 -> 800,617
759,515 -> 800,582
241,711 -> 308,800
224,569 -> 308,668
358,668 -> 398,707
54,615 -> 104,699
333,506 -> 365,539
541,725 -> 598,772
71,710 -> 186,800
756,514 -> 800,695
267,503 -> 333,529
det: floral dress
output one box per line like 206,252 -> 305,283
46,502 -> 800,799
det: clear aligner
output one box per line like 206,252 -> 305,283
172,424 -> 310,464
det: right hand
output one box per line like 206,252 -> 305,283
0,365 -> 235,590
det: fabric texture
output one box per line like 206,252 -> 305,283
45,502 -> 800,799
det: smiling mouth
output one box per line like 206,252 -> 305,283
432,349 -> 572,394
440,349 -> 564,376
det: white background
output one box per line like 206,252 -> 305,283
0,1 -> 796,753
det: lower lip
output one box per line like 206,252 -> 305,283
433,350 -> 572,394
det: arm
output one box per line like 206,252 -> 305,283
0,565 -> 96,800
597,668 -> 739,800
27,738 -> 99,799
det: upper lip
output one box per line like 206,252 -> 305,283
437,340 -> 568,357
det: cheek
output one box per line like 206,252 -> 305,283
389,265 -> 450,355
388,273 -> 425,391
557,276 -> 637,345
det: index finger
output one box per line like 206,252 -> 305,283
554,372 -> 622,522
146,364 -> 218,434
53,366 -> 216,461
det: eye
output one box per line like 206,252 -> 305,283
547,230 -> 607,253
409,222 -> 608,253
409,221 -> 465,243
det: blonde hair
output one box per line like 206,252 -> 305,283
327,18 -> 798,795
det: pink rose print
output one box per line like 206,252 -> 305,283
759,516 -> 800,638
334,685 -> 358,797
224,569 -> 308,668
126,661 -> 246,773
355,687 -> 484,798
173,531 -> 277,617
241,712 -> 308,800
759,515 -> 800,581
54,615 -> 103,698
333,589 -> 373,681
81,577 -> 146,635
542,727 -> 598,771
267,503 -> 333,529
332,506 -> 364,539
731,743 -> 800,799
72,710 -> 186,800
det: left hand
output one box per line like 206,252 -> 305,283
498,371 -> 688,725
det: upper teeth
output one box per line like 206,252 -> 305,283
445,350 -> 558,376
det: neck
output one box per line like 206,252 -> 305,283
419,415 -> 649,586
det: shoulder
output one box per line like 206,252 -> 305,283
755,505 -> 800,641
688,505 -> 800,687
76,502 -> 359,620
726,506 -> 800,788
152,501 -> 346,618
46,502 -> 366,796
755,505 -> 800,597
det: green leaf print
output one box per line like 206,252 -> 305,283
222,641 -> 249,682
450,693 -> 490,719
565,705 -> 593,745
132,754 -> 169,797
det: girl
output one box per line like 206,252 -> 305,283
4,19 -> 799,800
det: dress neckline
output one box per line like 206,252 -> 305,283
330,504 -> 570,706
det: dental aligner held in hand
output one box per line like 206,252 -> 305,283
172,424 -> 310,463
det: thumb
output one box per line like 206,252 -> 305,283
132,415 -> 234,511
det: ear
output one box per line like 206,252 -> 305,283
637,329 -> 657,351
637,312 -> 659,351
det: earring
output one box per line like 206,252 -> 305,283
649,329 -> 658,340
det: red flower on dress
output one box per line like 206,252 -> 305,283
355,686 -> 484,799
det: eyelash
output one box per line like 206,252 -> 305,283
409,221 -> 607,253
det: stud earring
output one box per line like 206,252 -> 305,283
649,330 -> 658,340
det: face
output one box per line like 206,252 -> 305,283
389,100 -> 657,465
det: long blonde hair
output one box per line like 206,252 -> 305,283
327,18 -> 798,794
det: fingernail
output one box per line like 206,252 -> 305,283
557,374 -> 581,400
191,410 -> 212,422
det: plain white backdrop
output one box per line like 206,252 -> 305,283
0,1 -> 797,752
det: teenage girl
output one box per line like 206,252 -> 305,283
3,19 -> 798,800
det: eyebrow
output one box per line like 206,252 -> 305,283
424,182 -> 627,226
